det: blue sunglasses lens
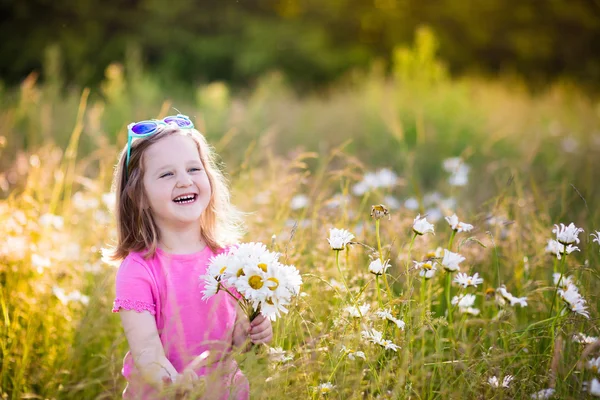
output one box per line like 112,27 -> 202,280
131,121 -> 159,136
163,116 -> 193,128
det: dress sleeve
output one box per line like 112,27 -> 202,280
112,256 -> 157,315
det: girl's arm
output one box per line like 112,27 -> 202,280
119,310 -> 179,389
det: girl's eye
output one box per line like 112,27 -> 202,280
159,172 -> 173,178
189,168 -> 202,172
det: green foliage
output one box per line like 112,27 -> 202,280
1,0 -> 600,89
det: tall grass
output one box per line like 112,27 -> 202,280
1,28 -> 599,398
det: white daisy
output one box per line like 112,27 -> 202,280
413,214 -> 435,235
460,307 -> 480,316
592,231 -> 600,245
341,345 -> 366,361
441,249 -> 465,272
445,214 -> 474,233
589,378 -> 600,397
587,357 -> 600,373
345,303 -> 370,318
552,222 -> 584,245
375,309 -> 406,330
327,228 -> 354,250
415,260 -> 437,279
451,293 -> 476,308
453,272 -> 484,288
201,275 -> 220,300
572,333 -> 598,344
531,388 -> 555,399
545,239 -> 579,260
488,375 -> 514,388
314,382 -> 335,394
496,285 -> 528,308
267,347 -> 293,363
368,258 -> 391,276
559,283 -> 590,318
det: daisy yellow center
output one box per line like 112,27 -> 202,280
321,387 -> 331,394
485,288 -> 495,296
219,266 -> 227,274
467,278 -> 472,285
237,268 -> 245,277
426,251 -> 436,258
267,277 -> 280,291
423,262 -> 433,270
258,263 -> 268,272
248,275 -> 264,290
266,297 -> 274,305
592,365 -> 598,373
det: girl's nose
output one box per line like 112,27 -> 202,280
176,175 -> 193,187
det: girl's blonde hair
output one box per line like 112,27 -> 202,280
109,125 -> 244,261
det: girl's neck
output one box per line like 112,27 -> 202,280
157,226 -> 207,255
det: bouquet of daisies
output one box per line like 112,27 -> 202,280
201,242 -> 302,321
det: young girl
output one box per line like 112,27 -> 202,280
110,115 -> 273,399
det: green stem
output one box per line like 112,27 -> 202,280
375,219 -> 393,298
375,276 -> 383,307
335,250 -> 356,307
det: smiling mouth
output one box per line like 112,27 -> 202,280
173,194 -> 198,204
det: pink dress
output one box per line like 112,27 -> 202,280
112,246 -> 249,399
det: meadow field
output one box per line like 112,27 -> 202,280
1,30 -> 600,399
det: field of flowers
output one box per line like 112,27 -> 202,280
1,31 -> 600,399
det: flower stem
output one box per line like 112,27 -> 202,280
375,219 -> 393,298
335,249 -> 355,306
375,276 -> 383,307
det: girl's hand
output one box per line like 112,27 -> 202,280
232,312 -> 251,351
162,368 -> 201,399
249,314 -> 273,345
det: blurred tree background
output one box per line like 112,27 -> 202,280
1,0 -> 599,90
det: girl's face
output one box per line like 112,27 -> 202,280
142,134 -> 212,233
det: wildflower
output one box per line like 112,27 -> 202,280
201,276 -> 220,301
592,231 -> 600,245
102,192 -> 116,210
558,283 -> 590,318
572,333 -> 598,344
531,388 -> 555,399
267,347 -> 293,363
368,258 -> 391,276
460,307 -> 480,315
345,303 -> 370,318
327,228 -> 354,250
589,378 -> 600,397
452,294 -> 476,309
370,204 -> 390,220
375,309 -> 406,330
488,375 -> 514,388
445,214 -> 474,233
545,239 -> 579,259
441,249 -> 465,272
361,328 -> 400,351
415,260 -> 437,279
453,272 -> 484,288
496,285 -> 528,307
587,357 -> 600,373
31,254 -> 51,274
52,286 -> 90,306
552,273 -> 575,290
341,346 -> 366,361
290,194 -> 309,210
552,222 -> 584,245
313,382 -> 335,394
39,213 -> 64,230
202,242 -> 302,321
351,168 -> 398,195
413,214 -> 435,235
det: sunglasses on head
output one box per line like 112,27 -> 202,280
125,114 -> 194,174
